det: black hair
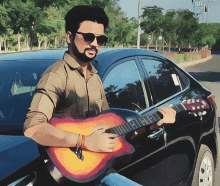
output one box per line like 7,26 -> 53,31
65,6 -> 109,36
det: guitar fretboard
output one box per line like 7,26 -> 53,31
106,104 -> 185,136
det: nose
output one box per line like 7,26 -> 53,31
90,37 -> 99,47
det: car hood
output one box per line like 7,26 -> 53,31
0,135 -> 40,181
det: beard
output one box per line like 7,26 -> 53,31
71,41 -> 98,63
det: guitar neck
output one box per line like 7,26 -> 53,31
106,103 -> 186,137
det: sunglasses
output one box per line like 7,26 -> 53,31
76,32 -> 108,46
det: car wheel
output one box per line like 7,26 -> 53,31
192,144 -> 214,186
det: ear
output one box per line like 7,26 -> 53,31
66,31 -> 72,44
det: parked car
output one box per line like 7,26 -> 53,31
0,48 -> 219,186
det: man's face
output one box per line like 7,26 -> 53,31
71,20 -> 104,62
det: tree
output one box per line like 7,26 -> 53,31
141,6 -> 164,50
0,3 -> 10,51
162,9 -> 178,53
175,9 -> 199,52
140,33 -> 149,47
34,5 -> 64,50
2,0 -> 42,51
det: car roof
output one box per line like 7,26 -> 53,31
92,48 -> 168,77
0,49 -> 66,61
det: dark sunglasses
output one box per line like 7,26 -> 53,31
76,32 -> 108,46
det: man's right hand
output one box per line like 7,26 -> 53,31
84,125 -> 118,152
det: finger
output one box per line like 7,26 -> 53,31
108,143 -> 116,149
169,104 -> 173,108
92,125 -> 110,133
157,119 -> 164,127
102,148 -> 113,153
109,138 -> 118,144
107,133 -> 118,138
158,108 -> 167,116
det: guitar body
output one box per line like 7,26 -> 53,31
44,98 -> 209,184
46,110 -> 136,183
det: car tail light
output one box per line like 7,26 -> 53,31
207,94 -> 217,109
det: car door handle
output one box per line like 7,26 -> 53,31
148,128 -> 164,139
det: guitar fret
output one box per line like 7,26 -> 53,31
138,118 -> 144,126
115,126 -> 123,135
143,116 -> 149,124
126,122 -> 133,131
124,123 -> 130,133
118,125 -> 124,134
120,124 -> 127,134
178,104 -> 185,112
147,115 -> 152,123
150,114 -> 156,122
110,127 -> 119,136
136,119 -> 142,128
173,105 -> 179,112
130,121 -> 137,130
120,125 -> 126,134
132,120 -> 140,129
139,118 -> 146,126
153,113 -> 161,121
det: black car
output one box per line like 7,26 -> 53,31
0,48 -> 219,186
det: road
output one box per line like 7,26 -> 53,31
183,54 -> 220,186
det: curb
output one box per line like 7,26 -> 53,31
178,55 -> 213,68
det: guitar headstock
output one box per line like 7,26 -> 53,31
182,98 -> 210,112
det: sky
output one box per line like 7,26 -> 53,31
118,0 -> 220,23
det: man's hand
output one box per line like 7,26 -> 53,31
150,105 -> 176,130
84,125 -> 118,152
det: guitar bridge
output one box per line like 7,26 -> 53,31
70,147 -> 84,161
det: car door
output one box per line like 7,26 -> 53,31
102,57 -> 167,186
139,56 -> 202,186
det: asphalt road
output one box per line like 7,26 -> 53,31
183,54 -> 220,186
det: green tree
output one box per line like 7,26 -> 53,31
141,6 -> 164,50
2,0 -> 41,51
162,9 -> 178,53
175,9 -> 199,52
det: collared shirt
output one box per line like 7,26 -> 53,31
24,52 -> 109,130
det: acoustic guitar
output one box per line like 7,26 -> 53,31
45,98 -> 209,183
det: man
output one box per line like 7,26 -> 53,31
24,6 -> 176,186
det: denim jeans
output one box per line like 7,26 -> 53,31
96,173 -> 143,186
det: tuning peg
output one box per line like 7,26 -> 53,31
192,106 -> 195,110
194,113 -> 197,117
198,112 -> 202,116
187,99 -> 191,104
196,99 -> 200,102
202,111 -> 207,115
201,100 -> 206,106
197,106 -> 200,109
192,99 -> 195,103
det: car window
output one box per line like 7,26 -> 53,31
0,60 -> 55,134
174,67 -> 190,89
142,59 -> 183,103
103,59 -> 148,112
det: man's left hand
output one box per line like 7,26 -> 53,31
150,105 -> 176,130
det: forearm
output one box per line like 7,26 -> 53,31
24,123 -> 79,147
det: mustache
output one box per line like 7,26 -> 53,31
84,46 -> 98,54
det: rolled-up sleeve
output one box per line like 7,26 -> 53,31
24,72 -> 64,130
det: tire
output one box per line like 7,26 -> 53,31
191,144 -> 215,186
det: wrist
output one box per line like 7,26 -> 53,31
81,135 -> 85,149
83,135 -> 88,149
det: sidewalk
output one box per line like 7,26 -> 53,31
178,55 -> 213,68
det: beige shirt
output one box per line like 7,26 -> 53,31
24,52 -> 109,130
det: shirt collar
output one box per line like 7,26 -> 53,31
63,51 -> 98,74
